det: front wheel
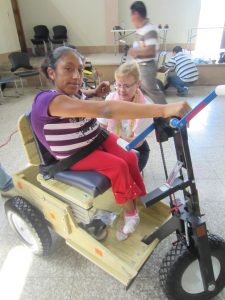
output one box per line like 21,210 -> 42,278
159,234 -> 225,300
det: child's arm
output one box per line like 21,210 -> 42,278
82,82 -> 110,98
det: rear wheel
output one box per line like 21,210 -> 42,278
159,234 -> 225,300
5,197 -> 52,256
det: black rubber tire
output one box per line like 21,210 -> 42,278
5,197 -> 52,256
159,234 -> 225,300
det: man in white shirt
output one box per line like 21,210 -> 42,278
165,46 -> 199,96
128,1 -> 166,104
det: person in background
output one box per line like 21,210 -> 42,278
0,163 -> 16,198
98,61 -> 150,172
128,1 -> 167,104
165,46 -> 199,96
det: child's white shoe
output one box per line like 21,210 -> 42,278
116,211 -> 140,241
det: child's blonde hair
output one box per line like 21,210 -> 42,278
115,61 -> 141,82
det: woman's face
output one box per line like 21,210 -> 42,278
48,52 -> 84,96
115,75 -> 140,101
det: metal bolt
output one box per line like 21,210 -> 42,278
208,284 -> 216,292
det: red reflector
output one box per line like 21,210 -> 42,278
95,248 -> 103,257
196,225 -> 206,237
17,181 -> 23,189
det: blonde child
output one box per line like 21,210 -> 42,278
98,61 -> 151,171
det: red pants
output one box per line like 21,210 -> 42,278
70,133 -> 146,204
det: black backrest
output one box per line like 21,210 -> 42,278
8,52 -> 33,72
33,25 -> 49,39
52,25 -> 67,39
26,113 -> 57,166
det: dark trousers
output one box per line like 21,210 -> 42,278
167,74 -> 191,95
136,140 -> 150,172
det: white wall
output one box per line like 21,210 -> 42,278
0,0 -> 20,54
17,0 -> 201,48
18,0 -> 107,47
119,0 -> 201,44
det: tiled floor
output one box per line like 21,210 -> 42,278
0,85 -> 225,300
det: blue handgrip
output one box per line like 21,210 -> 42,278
170,118 -> 180,128
125,88 -> 218,150
170,90 -> 217,129
126,123 -> 155,151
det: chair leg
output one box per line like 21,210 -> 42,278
19,77 -> 24,94
14,80 -> 19,98
50,41 -> 53,51
114,32 -> 117,56
0,88 -> 5,104
31,45 -> 36,56
43,41 -> 48,55
38,75 -> 43,88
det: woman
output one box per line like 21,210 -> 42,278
98,61 -> 151,172
31,46 -> 190,241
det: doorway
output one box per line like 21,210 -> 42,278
195,0 -> 225,60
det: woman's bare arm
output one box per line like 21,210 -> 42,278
49,94 -> 190,120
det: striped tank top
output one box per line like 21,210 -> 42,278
165,52 -> 199,82
31,90 -> 101,160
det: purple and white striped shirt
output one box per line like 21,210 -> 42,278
31,90 -> 101,160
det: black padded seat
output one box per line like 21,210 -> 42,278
54,170 -> 110,198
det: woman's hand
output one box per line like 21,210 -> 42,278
95,81 -> 110,97
162,102 -> 191,119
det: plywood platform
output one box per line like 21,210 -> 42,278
101,202 -> 170,270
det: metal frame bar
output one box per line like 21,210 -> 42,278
111,27 -> 169,55
125,88 -> 218,151
120,88 -> 222,292
141,119 -> 216,292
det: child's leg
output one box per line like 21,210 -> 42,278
135,140 -> 150,171
70,148 -> 141,240
70,149 -> 144,205
101,133 -> 146,195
